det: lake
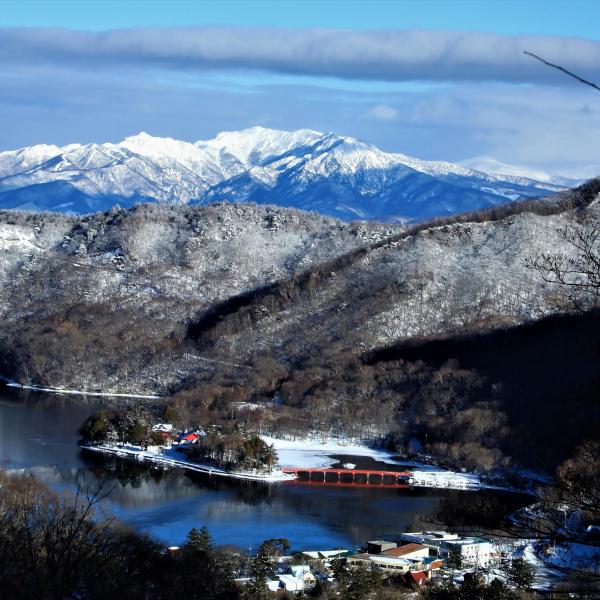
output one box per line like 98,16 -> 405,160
0,388 -> 511,551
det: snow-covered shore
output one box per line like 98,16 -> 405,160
262,435 -> 489,491
4,381 -> 161,400
261,435 -> 404,469
83,436 -> 492,491
82,443 -> 294,482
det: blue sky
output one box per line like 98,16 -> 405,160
1,0 -> 599,177
4,0 -> 600,37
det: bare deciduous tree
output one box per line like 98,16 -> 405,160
530,222 -> 600,310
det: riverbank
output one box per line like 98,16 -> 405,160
3,378 -> 502,491
81,443 -> 295,482
85,433 -> 510,491
82,437 -> 490,490
0,395 -> 533,552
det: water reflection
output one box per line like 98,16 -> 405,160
0,389 -> 512,550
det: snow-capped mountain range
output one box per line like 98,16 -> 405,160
0,127 -> 578,221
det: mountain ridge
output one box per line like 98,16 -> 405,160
0,127 -> 572,221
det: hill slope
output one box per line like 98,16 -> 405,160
0,180 -> 598,471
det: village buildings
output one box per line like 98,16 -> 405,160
401,531 -> 492,567
239,533 -> 495,594
347,540 -> 443,582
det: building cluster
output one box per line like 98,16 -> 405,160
400,531 -> 492,567
248,532 -> 494,594
252,550 -> 347,594
152,423 -> 206,444
345,531 -> 492,587
348,540 -> 443,586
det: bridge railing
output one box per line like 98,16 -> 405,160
281,468 -> 413,486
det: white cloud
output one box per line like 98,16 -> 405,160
370,104 -> 398,120
0,31 -> 598,179
1,26 -> 599,86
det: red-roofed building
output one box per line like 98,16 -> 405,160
181,433 -> 199,442
405,570 -> 428,586
381,543 -> 429,560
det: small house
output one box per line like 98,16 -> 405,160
288,565 -> 316,588
405,570 -> 428,586
278,574 -> 304,592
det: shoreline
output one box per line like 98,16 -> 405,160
262,434 -> 500,491
83,438 -> 508,491
81,443 -> 294,482
4,380 -> 162,400
2,379 -> 511,492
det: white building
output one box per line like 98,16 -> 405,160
401,531 -> 491,567
152,423 -> 174,433
401,531 -> 460,550
266,567 -> 317,594
441,539 -> 492,567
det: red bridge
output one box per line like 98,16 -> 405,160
281,467 -> 413,487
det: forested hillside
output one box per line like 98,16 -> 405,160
0,179 -> 598,472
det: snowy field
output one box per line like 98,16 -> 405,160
482,540 -> 600,590
261,435 -> 404,469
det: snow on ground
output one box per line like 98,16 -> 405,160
518,542 -> 566,590
410,469 -> 481,490
541,541 -> 600,576
84,443 -> 295,482
261,435 -> 405,469
5,381 -> 161,400
262,435 -> 490,490
465,540 -> 575,591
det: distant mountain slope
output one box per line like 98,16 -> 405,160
0,128 -> 568,221
460,155 -> 581,187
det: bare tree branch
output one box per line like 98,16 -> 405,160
528,222 -> 600,311
524,50 -> 600,92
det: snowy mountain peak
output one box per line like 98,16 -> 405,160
0,128 -> 573,221
460,155 -> 557,184
0,144 -> 67,178
119,132 -> 204,162
199,126 -> 325,166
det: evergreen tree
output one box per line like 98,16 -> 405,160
79,411 -> 111,443
259,537 -> 290,557
250,540 -> 277,578
446,548 -> 463,571
245,545 -> 272,600
424,579 -> 518,600
186,526 -> 213,552
329,557 -> 349,586
485,578 -> 519,600
423,582 -> 459,600
503,557 -> 534,590
345,562 -> 382,600
241,573 -> 270,600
